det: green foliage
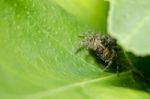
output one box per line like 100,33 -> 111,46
0,0 -> 150,99
108,0 -> 150,56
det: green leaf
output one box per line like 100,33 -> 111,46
0,0 -> 150,99
53,0 -> 109,33
108,0 -> 150,56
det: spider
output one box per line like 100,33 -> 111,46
75,32 -> 118,71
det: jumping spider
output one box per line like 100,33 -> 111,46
76,32 -> 118,71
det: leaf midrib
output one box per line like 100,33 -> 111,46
23,74 -> 116,99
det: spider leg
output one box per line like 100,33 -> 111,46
102,60 -> 112,71
112,50 -> 119,76
116,62 -> 119,76
102,49 -> 116,72
75,40 -> 85,54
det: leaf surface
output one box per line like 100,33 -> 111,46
108,0 -> 150,56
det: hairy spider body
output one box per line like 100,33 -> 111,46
76,33 -> 118,71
